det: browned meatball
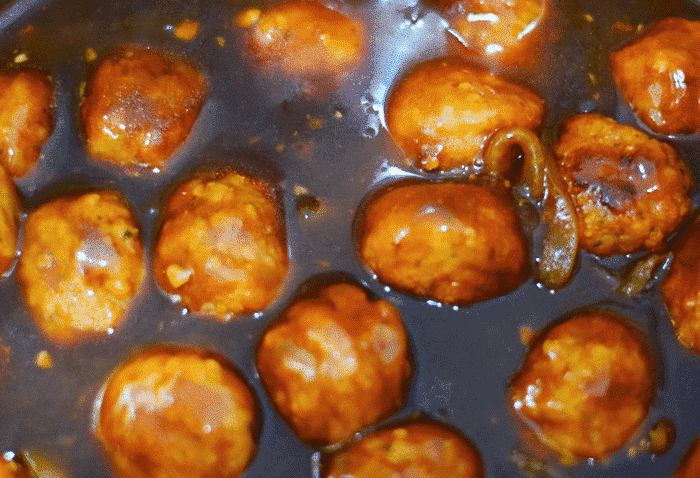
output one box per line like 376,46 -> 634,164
81,47 -> 207,171
0,456 -> 31,478
661,214 -> 700,355
385,57 -> 545,171
17,191 -> 144,344
674,438 -> 700,478
0,163 -> 19,276
509,310 -> 655,463
153,170 -> 288,321
95,346 -> 259,478
0,70 -> 53,177
357,180 -> 530,305
610,17 -> 700,136
554,113 -> 693,256
256,282 -> 411,447
323,421 -> 484,478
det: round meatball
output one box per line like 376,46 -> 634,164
610,17 -> 700,136
17,191 -> 144,344
323,421 -> 484,478
385,57 -> 545,171
153,170 -> 288,321
554,113 -> 693,256
0,456 -> 31,478
95,346 -> 259,478
0,163 -> 19,276
256,282 -> 411,447
242,1 -> 364,78
81,47 -> 207,171
0,70 -> 53,177
357,180 -> 530,305
661,214 -> 700,355
509,310 -> 655,462
674,438 -> 700,478
435,0 -> 547,67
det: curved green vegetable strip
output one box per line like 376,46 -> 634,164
617,252 -> 671,297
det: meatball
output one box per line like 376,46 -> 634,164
256,282 -> 411,447
0,163 -> 19,276
385,57 -> 545,171
241,1 -> 364,78
674,438 -> 700,478
0,70 -> 53,177
153,170 -> 288,321
323,421 -> 484,478
661,214 -> 700,355
509,310 -> 655,462
610,17 -> 700,136
0,456 -> 31,478
17,191 -> 144,344
95,346 -> 259,478
554,113 -> 692,256
81,47 -> 207,171
357,180 -> 530,305
435,0 -> 547,67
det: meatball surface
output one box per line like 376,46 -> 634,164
81,47 -> 207,170
0,456 -> 31,478
358,181 -> 530,305
17,191 -> 144,343
674,438 -> 700,478
323,421 -> 484,478
554,113 -> 692,256
0,70 -> 53,177
509,310 -> 655,462
385,57 -> 545,171
610,17 -> 700,136
96,346 -> 259,478
256,282 -> 411,447
0,164 -> 19,276
153,171 -> 288,320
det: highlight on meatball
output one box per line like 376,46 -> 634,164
673,437 -> 700,478
322,420 -> 485,478
610,17 -> 700,136
509,310 -> 655,463
256,281 -> 411,447
357,180 -> 530,305
240,1 -> 364,78
554,113 -> 693,257
153,170 -> 288,321
0,163 -> 19,276
17,190 -> 144,344
80,46 -> 207,171
94,346 -> 260,478
0,69 -> 53,177
385,57 -> 545,171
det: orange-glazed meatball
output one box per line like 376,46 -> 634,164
0,164 -> 19,276
435,0 -> 547,67
256,282 -> 411,447
81,47 -> 207,171
17,191 -> 144,343
0,456 -> 31,478
0,70 -> 53,177
660,214 -> 700,355
554,113 -> 693,257
323,421 -> 484,478
241,1 -> 364,78
385,57 -> 545,171
673,438 -> 700,478
153,171 -> 288,321
610,18 -> 700,136
357,180 -> 530,305
95,346 -> 259,478
509,310 -> 655,463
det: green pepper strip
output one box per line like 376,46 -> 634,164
617,252 -> 671,298
483,129 -> 545,201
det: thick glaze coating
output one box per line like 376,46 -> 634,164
256,283 -> 411,447
509,310 -> 655,462
323,421 -> 484,478
81,47 -> 207,170
385,57 -> 545,171
96,347 -> 259,478
0,457 -> 31,478
17,191 -> 144,343
0,163 -> 19,275
153,171 -> 288,320
610,17 -> 700,136
243,1 -> 364,78
554,113 -> 692,256
0,70 -> 53,177
358,181 -> 530,305
673,438 -> 700,478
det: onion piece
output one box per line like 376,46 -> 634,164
617,252 -> 671,298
